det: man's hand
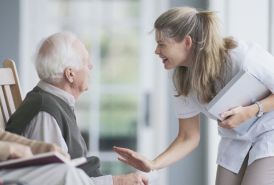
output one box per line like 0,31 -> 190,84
113,172 -> 149,185
0,179 -> 3,185
9,142 -> 33,159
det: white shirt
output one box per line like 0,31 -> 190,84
22,80 -> 113,185
169,40 -> 274,173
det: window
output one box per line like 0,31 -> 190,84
20,0 -> 169,179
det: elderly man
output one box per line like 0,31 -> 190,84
5,32 -> 149,185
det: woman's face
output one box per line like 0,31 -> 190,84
155,31 -> 191,70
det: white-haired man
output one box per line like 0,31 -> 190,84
6,32 -> 149,185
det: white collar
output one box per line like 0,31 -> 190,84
37,80 -> 75,108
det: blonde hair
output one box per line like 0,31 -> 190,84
155,7 -> 237,104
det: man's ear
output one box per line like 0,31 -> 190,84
184,35 -> 192,50
64,67 -> 75,83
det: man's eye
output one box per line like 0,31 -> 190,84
160,44 -> 165,47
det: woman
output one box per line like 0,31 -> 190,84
113,7 -> 274,185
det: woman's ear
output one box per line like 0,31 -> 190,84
64,67 -> 74,83
184,35 -> 192,50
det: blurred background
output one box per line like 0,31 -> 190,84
0,0 -> 273,184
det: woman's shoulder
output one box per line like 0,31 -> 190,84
229,39 -> 264,69
230,39 -> 258,56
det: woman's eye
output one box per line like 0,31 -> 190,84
160,44 -> 165,47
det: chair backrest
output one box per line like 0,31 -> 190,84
0,59 -> 23,129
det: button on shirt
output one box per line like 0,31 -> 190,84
22,80 -> 113,185
169,40 -> 274,173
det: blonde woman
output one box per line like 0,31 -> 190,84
114,7 -> 274,185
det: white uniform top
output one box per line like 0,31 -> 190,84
169,40 -> 274,173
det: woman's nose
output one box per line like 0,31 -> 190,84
155,46 -> 160,55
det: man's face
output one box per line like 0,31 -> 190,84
73,39 -> 93,94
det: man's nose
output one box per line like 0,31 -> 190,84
89,62 -> 93,69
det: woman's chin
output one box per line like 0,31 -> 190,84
164,64 -> 175,70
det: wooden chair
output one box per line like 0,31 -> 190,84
0,60 -> 30,185
0,59 -> 23,129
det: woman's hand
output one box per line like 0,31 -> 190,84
113,146 -> 153,172
217,105 -> 257,130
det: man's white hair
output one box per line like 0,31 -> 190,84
33,31 -> 82,84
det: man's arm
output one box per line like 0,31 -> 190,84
0,141 -> 33,161
22,111 -> 68,152
90,173 -> 149,185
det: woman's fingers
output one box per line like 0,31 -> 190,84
220,110 -> 232,119
116,150 -> 132,159
114,146 -> 135,159
118,157 -> 129,164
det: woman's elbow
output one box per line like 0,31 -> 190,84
182,132 -> 200,148
192,134 -> 200,148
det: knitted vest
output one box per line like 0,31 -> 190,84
5,86 -> 87,159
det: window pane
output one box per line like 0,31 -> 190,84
101,0 -> 140,22
75,92 -> 91,150
100,26 -> 140,84
99,94 -> 137,151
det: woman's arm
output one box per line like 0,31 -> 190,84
218,93 -> 274,130
152,114 -> 200,170
114,114 -> 200,172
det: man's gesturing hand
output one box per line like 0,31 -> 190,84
113,172 -> 149,185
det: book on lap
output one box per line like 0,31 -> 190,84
205,69 -> 271,135
0,152 -> 87,169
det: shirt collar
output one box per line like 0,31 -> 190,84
37,80 -> 75,108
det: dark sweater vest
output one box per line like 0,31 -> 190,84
5,86 -> 87,159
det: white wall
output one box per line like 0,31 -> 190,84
0,1 -> 20,74
168,1 -> 208,185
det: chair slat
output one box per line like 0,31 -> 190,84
0,85 -> 9,124
0,105 -> 5,129
3,60 -> 23,109
0,68 -> 15,85
4,85 -> 16,115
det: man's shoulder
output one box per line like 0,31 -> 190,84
24,86 -> 69,108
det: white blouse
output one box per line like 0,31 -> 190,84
169,40 -> 274,173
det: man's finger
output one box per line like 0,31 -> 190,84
142,174 -> 149,185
